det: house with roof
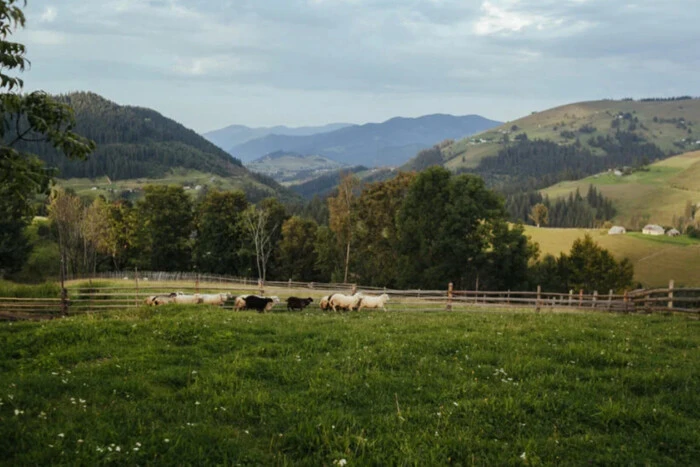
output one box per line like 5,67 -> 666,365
642,224 -> 665,236
608,226 -> 626,235
666,228 -> 681,237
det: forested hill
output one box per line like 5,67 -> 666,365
403,97 -> 700,192
16,92 -> 247,180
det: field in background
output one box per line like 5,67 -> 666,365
1,307 -> 697,465
524,226 -> 700,287
57,168 -> 278,203
541,151 -> 700,226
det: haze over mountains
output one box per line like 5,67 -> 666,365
203,123 -> 352,153
208,114 -> 502,167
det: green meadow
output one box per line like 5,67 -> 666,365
524,226 -> 700,287
541,150 -> 700,227
1,307 -> 698,465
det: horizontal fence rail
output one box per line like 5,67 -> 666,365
0,273 -> 697,320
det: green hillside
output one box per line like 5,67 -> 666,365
442,97 -> 700,171
57,168 -> 298,204
541,151 -> 700,227
524,226 -> 700,287
15,92 -> 296,202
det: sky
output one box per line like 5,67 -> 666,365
14,0 -> 700,133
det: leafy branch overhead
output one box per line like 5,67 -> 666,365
1,0 -> 95,275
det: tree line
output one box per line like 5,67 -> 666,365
466,132 -> 667,194
8,169 -> 634,294
507,185 -> 616,228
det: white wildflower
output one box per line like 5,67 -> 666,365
520,452 -> 526,460
58,433 -> 65,438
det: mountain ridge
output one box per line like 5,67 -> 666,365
228,114 -> 503,166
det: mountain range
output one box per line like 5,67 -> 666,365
219,114 -> 502,167
203,123 -> 352,152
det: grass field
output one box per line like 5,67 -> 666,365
56,168 -> 280,203
1,307 -> 698,465
524,226 -> 700,287
541,151 -> 700,226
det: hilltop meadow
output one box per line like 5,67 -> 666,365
541,151 -> 700,228
1,306 -> 698,465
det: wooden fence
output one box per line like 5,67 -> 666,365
0,273 -> 698,321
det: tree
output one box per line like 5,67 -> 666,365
396,167 -> 533,290
529,203 -> 549,228
137,185 -> 193,271
243,205 -> 279,282
103,200 -> 139,271
565,234 -> 633,292
351,172 -> 415,287
277,216 -> 319,281
48,189 -> 83,277
328,173 -> 359,283
193,190 -> 248,275
0,1 -> 95,276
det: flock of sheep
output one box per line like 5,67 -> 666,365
144,291 -> 390,312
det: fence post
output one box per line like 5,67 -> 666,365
506,289 -> 510,305
447,282 -> 453,311
60,256 -> 68,316
536,285 -> 541,312
351,284 -> 357,295
593,290 -> 598,309
568,290 -> 573,307
607,289 -> 613,311
579,289 -> 583,307
624,290 -> 629,313
195,271 -> 200,295
258,279 -> 264,296
668,279 -> 674,309
289,278 -> 292,290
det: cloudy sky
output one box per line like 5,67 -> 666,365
15,0 -> 700,133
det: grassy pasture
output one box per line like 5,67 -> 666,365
1,307 -> 698,465
56,168 -> 278,203
541,151 -> 700,227
524,226 -> 700,287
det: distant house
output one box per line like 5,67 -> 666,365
642,224 -> 665,236
608,226 -> 626,235
666,228 -> 681,237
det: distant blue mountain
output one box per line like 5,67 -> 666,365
227,114 -> 502,166
202,123 -> 352,151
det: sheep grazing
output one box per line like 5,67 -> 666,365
287,297 -> 313,311
152,292 -> 178,305
358,293 -> 390,311
319,295 -> 331,311
172,293 -> 203,305
244,295 -> 275,313
144,292 -> 175,306
329,293 -> 364,312
233,295 -> 248,311
199,293 -> 232,306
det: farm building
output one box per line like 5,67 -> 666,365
608,226 -> 626,235
666,228 -> 681,237
642,224 -> 665,236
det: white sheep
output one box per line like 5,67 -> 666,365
319,295 -> 330,310
358,293 -> 390,311
329,293 -> 364,312
199,293 -> 232,306
172,293 -> 203,305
